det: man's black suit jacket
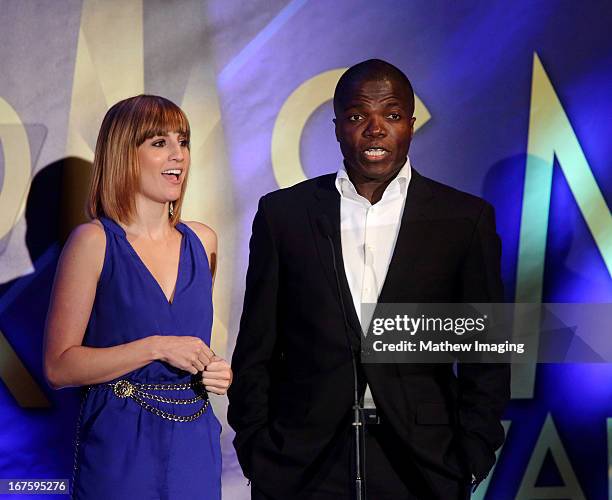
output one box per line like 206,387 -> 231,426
228,169 -> 510,499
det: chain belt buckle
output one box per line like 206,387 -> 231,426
113,380 -> 134,398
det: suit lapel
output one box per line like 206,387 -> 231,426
378,168 -> 434,303
307,175 -> 363,346
364,169 -> 436,416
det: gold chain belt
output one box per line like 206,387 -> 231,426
103,379 -> 209,423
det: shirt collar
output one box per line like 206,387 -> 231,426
335,157 -> 412,201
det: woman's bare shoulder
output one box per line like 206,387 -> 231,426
183,221 -> 217,249
68,220 -> 106,248
61,220 -> 107,271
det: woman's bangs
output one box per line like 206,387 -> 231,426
137,100 -> 190,144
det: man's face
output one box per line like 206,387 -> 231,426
334,77 -> 415,181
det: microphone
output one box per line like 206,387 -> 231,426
317,216 -> 365,500
316,217 -> 351,341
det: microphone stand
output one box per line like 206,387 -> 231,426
319,218 -> 366,500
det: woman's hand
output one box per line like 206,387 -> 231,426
155,336 -> 214,374
202,356 -> 233,395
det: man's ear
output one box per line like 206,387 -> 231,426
409,116 -> 416,139
333,117 -> 340,142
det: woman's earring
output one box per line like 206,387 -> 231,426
169,202 -> 175,217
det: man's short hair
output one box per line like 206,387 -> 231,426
333,59 -> 415,116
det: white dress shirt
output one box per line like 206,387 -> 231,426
335,158 -> 411,408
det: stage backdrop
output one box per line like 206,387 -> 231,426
0,1 -> 610,499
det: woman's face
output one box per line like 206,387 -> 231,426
136,131 -> 190,205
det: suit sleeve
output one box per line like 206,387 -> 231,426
456,201 -> 510,482
228,196 -> 279,477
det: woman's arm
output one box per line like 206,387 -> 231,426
44,222 -> 213,389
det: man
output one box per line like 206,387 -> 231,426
228,59 -> 510,499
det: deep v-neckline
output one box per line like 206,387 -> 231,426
116,221 -> 185,306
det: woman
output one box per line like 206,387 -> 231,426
44,95 -> 231,499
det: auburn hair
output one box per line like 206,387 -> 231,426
87,94 -> 190,226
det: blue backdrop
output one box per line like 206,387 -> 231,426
0,1 -> 610,498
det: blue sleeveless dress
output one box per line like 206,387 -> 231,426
72,217 -> 222,500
